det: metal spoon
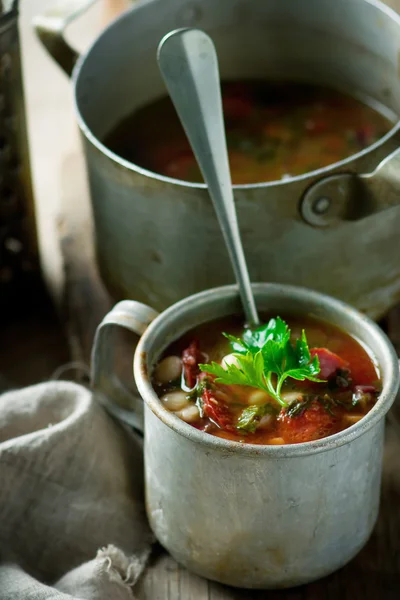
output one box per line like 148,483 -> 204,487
157,28 -> 260,328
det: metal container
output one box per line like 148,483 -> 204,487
91,283 -> 400,588
0,0 -> 38,304
35,0 -> 400,318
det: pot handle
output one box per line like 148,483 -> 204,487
91,300 -> 159,433
33,0 -> 98,76
300,146 -> 400,227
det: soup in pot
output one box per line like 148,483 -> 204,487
104,80 -> 394,184
152,314 -> 381,445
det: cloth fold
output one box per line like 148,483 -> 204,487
0,381 -> 154,599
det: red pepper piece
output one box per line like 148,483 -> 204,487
202,388 -> 236,433
278,400 -> 340,444
182,340 -> 203,388
310,348 -> 349,380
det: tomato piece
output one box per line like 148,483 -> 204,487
310,348 -> 349,380
182,340 -> 203,388
202,388 -> 236,433
278,400 -> 340,444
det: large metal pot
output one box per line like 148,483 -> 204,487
35,0 -> 400,318
91,283 -> 400,588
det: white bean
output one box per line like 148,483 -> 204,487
343,414 -> 363,426
280,391 -> 303,404
258,414 -> 274,429
221,353 -> 241,369
160,391 -> 189,411
176,404 -> 201,423
215,390 -> 229,402
154,355 -> 182,384
248,390 -> 271,406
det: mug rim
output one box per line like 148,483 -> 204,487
134,283 -> 400,458
72,0 -> 400,191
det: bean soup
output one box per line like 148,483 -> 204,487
104,80 -> 393,184
152,314 -> 381,445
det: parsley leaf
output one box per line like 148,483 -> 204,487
199,351 -> 268,393
245,317 -> 289,351
200,317 -> 325,407
277,331 -> 322,392
223,333 -> 248,354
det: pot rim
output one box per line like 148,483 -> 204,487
134,283 -> 400,458
72,0 -> 400,190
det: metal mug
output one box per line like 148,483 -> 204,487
35,0 -> 400,319
91,283 -> 400,588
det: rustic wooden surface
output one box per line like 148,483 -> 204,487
22,0 -> 400,597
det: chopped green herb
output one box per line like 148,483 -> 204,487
237,403 -> 278,433
200,317 -> 324,407
186,376 -> 211,402
286,395 -> 319,418
286,390 -> 365,419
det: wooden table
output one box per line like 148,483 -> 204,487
22,1 -> 400,597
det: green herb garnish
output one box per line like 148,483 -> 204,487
199,317 -> 324,407
237,403 -> 278,433
286,392 -> 354,418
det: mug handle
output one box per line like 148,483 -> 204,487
91,300 -> 159,433
33,0 -> 99,76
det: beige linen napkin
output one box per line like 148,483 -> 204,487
0,381 -> 154,599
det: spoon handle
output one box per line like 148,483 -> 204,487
157,28 -> 260,328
